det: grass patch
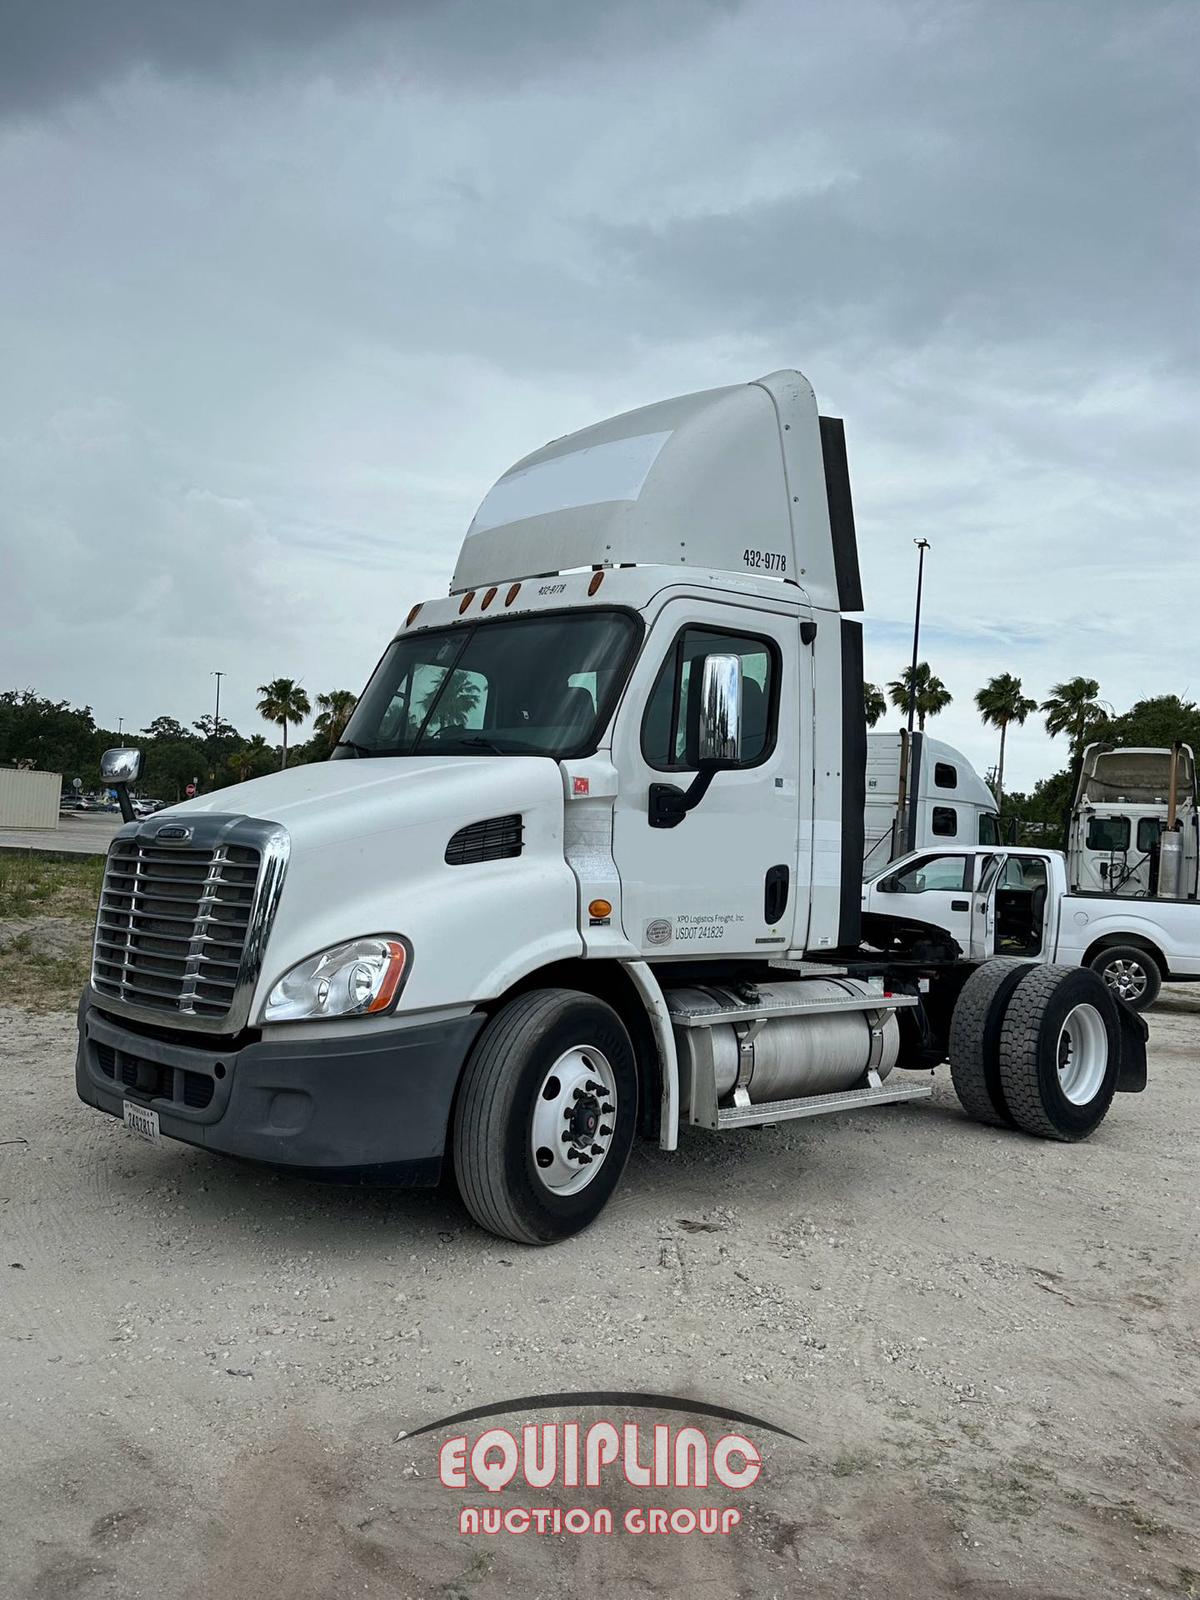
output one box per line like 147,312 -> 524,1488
830,1448 -> 875,1478
0,854 -> 103,1009
0,853 -> 105,920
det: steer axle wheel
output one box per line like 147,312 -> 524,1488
452,988 -> 638,1244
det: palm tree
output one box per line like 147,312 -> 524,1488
314,689 -> 358,748
887,663 -> 953,731
975,673 -> 1037,807
864,682 -> 887,729
1041,677 -> 1104,764
256,678 -> 311,769
228,749 -> 257,783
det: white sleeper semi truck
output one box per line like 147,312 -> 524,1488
862,729 -> 1002,878
76,371 -> 1147,1244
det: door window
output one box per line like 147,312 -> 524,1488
887,854 -> 970,893
642,626 -> 777,771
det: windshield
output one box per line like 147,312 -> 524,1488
337,609 -> 641,759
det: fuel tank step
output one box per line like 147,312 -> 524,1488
712,1078 -> 933,1131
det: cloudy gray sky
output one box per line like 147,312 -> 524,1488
1,0 -> 1196,789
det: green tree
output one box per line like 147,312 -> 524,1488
313,689 -> 358,749
974,673 -> 1038,807
0,690 -> 100,780
864,682 -> 887,729
256,679 -> 311,769
1103,694 -> 1200,753
1041,677 -> 1106,764
142,716 -> 189,742
887,663 -> 953,731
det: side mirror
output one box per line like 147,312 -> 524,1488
101,748 -> 142,784
695,654 -> 742,767
649,654 -> 743,830
101,748 -> 142,823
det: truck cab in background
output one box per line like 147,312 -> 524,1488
862,730 -> 1004,879
1068,743 -> 1198,898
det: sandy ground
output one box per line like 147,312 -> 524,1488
1,991 -> 1197,1600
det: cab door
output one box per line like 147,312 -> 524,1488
610,598 -> 803,958
867,850 -> 978,953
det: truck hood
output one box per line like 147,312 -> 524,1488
166,755 -> 560,853
164,755 -> 581,1016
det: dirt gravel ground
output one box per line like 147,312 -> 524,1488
1,990 -> 1197,1600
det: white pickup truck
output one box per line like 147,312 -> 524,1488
863,843 -> 1200,1009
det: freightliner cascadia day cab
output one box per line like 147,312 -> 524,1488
862,730 -> 1002,878
77,371 -> 1147,1244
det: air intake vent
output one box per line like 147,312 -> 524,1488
445,814 -> 523,866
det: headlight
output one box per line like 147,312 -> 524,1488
263,936 -> 410,1023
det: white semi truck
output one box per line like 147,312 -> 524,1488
76,370 -> 1147,1244
863,842 -> 1200,1009
862,729 -> 1002,878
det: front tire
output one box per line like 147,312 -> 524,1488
998,966 -> 1120,1141
452,988 -> 638,1244
1089,944 -> 1162,1011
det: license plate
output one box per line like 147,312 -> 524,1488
122,1101 -> 160,1142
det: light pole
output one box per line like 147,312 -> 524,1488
906,539 -> 930,734
211,670 -> 225,732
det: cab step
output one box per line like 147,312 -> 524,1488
714,1078 -> 933,1130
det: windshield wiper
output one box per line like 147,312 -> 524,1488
440,735 -> 506,755
335,738 -> 376,757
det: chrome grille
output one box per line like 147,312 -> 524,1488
92,838 -> 262,1023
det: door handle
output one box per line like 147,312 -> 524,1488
764,864 -> 790,924
950,899 -> 969,911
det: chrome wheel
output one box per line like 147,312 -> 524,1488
1056,1003 -> 1108,1105
1102,957 -> 1148,1004
530,1046 -> 618,1196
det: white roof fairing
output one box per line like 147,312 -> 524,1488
450,370 -> 851,613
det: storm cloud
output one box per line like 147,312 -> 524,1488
1,0 -> 1195,786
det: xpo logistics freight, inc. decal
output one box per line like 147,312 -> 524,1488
398,1389 -> 801,1540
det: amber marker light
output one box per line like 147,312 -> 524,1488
405,603 -> 423,626
366,941 -> 409,1013
458,590 -> 476,614
588,899 -> 613,919
505,583 -> 521,606
481,586 -> 497,610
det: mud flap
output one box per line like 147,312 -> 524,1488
1115,1000 -> 1148,1093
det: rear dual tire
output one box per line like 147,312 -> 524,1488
950,962 -> 1120,1141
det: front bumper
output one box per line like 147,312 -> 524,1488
76,992 -> 485,1185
